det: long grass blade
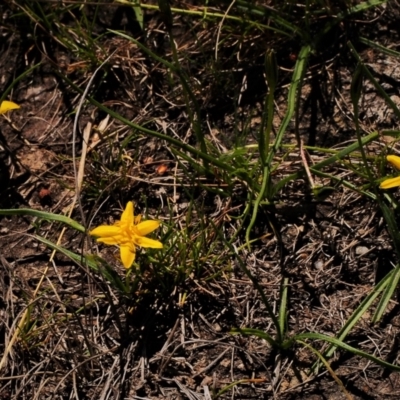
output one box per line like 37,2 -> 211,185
348,41 -> 400,120
0,208 -> 85,232
295,332 -> 400,372
34,235 -> 96,269
246,45 -> 311,247
35,235 -> 126,292
297,340 -> 353,400
373,263 -> 400,323
56,72 -> 236,176
320,269 -> 393,361
278,277 -> 289,340
230,327 -> 279,348
359,37 -> 400,58
272,131 -> 379,196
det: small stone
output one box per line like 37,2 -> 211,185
355,246 -> 368,256
314,260 -> 324,270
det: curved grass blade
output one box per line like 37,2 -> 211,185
373,263 -> 400,323
233,0 -> 304,39
315,268 -> 393,364
110,29 -> 206,158
278,277 -> 289,340
310,167 -> 376,200
348,41 -> 400,120
321,0 -> 386,37
214,377 -> 267,400
230,327 -> 279,348
339,0 -> 386,15
0,208 -> 85,232
268,44 -> 311,162
297,340 -> 353,400
246,45 -> 311,248
359,37 -> 400,58
132,0 -> 144,30
272,131 -> 379,197
294,332 -> 400,372
35,235 -> 126,292
259,49 -> 278,165
115,1 -> 291,36
56,72 -> 236,176
34,235 -> 97,270
0,62 -> 41,105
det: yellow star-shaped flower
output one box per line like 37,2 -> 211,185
90,201 -> 163,268
380,155 -> 400,189
0,100 -> 19,114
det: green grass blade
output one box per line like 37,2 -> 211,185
233,0 -> 305,39
34,235 -> 97,270
115,1 -> 292,36
310,167 -> 376,200
278,277 -> 289,339
213,379 -> 258,400
86,254 -> 128,293
0,208 -> 85,232
35,235 -> 126,292
297,340 -> 353,400
211,219 -> 282,341
259,49 -> 277,164
359,37 -> 400,58
246,45 -> 311,247
373,263 -> 400,323
109,29 -> 207,159
311,131 -> 379,171
321,0 -> 386,36
230,327 -> 279,348
340,0 -> 387,15
0,62 -> 41,104
245,165 -> 269,249
272,131 -> 379,196
294,332 -> 400,372
348,41 -> 400,120
133,0 -> 144,30
379,201 -> 400,259
56,72 -> 235,176
268,44 -> 311,163
321,268 -> 393,361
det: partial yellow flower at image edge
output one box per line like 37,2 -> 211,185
90,201 -> 163,269
380,155 -> 400,189
0,100 -> 20,115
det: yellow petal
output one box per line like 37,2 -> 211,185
387,155 -> 400,170
96,236 -> 121,245
120,245 -> 135,268
380,176 -> 400,189
121,201 -> 134,225
136,220 -> 160,236
90,225 -> 121,237
135,236 -> 163,249
0,100 -> 20,114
